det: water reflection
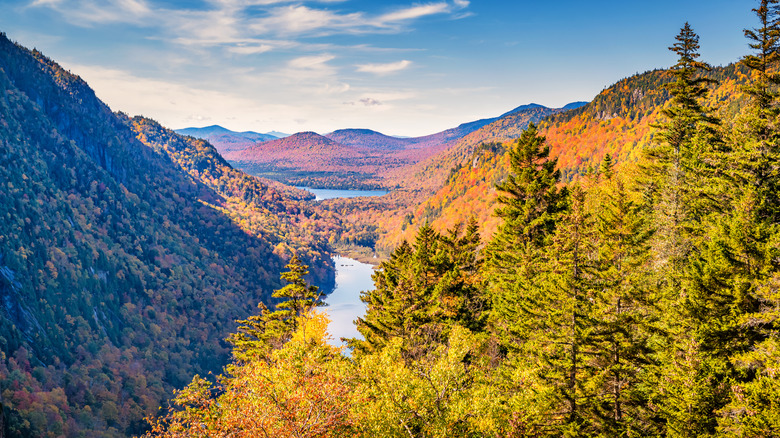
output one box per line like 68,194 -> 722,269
296,187 -> 388,201
323,256 -> 376,347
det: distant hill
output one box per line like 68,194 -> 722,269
177,124 -> 279,141
175,125 -> 279,154
562,101 -> 589,110
228,131 -> 391,172
226,104 -> 581,189
0,33 -> 333,437
326,128 -> 412,151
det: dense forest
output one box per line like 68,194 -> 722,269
145,2 -> 780,437
0,32 -> 334,437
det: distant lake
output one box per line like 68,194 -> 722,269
323,256 -> 375,347
296,187 -> 388,201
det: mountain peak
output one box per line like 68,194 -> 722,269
562,101 -> 589,110
499,103 -> 549,118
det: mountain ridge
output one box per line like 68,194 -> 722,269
0,33 -> 333,437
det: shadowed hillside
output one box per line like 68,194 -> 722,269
0,33 -> 333,437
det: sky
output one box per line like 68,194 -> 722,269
0,0 -> 758,137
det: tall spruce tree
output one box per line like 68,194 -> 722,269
228,255 -> 323,360
717,1 -> 780,433
538,185 -> 596,434
485,123 -> 568,351
733,0 -> 780,222
589,161 -> 658,436
642,22 -> 721,269
638,23 -> 733,437
351,222 -> 485,358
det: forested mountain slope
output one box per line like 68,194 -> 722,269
544,62 -> 750,179
380,63 -> 753,250
0,33 -> 332,437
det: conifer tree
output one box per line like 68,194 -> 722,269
486,123 -> 568,351
639,24 -> 731,437
717,1 -> 780,431
642,22 -> 720,269
505,185 -> 597,435
228,255 -> 323,360
589,162 -> 658,435
351,223 -> 484,357
733,0 -> 780,222
541,185 -> 595,433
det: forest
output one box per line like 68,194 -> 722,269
143,2 -> 780,437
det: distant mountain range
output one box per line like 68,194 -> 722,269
175,125 -> 289,154
205,102 -> 586,188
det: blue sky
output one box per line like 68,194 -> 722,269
0,0 -> 755,136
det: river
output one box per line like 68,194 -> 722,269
296,187 -> 388,201
323,255 -> 375,347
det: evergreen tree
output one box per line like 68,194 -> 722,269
486,123 -> 568,351
228,255 -> 323,360
642,22 -> 721,269
716,1 -> 780,433
502,185 -> 598,436
742,0 -> 780,116
639,24 -> 731,437
351,223 -> 485,358
589,163 -> 658,436
733,0 -> 780,222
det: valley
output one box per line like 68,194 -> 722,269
2,1 -> 780,435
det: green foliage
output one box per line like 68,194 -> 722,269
353,326 -> 498,438
0,34 -> 334,437
229,255 -> 325,361
350,221 -> 485,357
486,122 -> 568,351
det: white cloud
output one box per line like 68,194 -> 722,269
251,5 -> 365,35
29,0 -> 473,49
227,44 -> 274,54
378,3 -> 451,23
29,0 -> 153,26
288,54 -> 335,69
356,60 -> 412,75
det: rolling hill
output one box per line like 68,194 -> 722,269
223,103 -> 583,190
175,125 -> 279,154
